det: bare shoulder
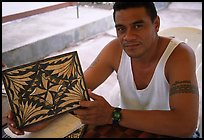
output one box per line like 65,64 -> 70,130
84,38 -> 122,90
166,40 -> 197,85
167,41 -> 196,67
99,38 -> 122,71
173,41 -> 195,57
103,38 -> 122,52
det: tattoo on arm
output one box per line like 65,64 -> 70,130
170,80 -> 199,96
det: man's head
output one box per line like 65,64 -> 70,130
113,2 -> 160,59
113,2 -> 157,23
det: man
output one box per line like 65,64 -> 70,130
6,2 -> 199,138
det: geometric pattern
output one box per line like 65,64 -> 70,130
2,51 -> 89,129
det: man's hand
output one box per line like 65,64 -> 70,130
6,111 -> 55,135
74,89 -> 114,125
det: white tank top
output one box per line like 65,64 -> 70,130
117,39 -> 182,110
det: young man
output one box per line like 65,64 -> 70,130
6,2 -> 199,138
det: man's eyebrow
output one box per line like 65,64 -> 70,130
115,24 -> 123,28
115,20 -> 145,28
132,20 -> 145,25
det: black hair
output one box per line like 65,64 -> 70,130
113,2 -> 157,23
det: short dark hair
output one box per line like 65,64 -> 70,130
113,2 -> 157,23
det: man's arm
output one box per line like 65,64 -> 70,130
119,43 -> 199,137
84,39 -> 121,90
76,42 -> 199,137
6,38 -> 121,135
76,41 -> 199,137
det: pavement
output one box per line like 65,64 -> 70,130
1,2 -> 202,137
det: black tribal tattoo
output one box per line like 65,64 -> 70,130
170,80 -> 199,96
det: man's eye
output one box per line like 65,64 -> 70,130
116,27 -> 125,32
134,25 -> 142,29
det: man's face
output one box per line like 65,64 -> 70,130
114,7 -> 159,59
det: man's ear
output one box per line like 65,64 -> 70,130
154,16 -> 160,32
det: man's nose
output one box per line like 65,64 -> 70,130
123,29 -> 135,41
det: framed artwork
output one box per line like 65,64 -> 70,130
2,51 -> 89,129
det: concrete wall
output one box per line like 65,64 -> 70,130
2,16 -> 114,67
2,6 -> 114,67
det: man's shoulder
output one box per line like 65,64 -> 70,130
173,41 -> 195,59
102,38 -> 122,71
103,38 -> 122,54
166,40 -> 196,70
106,38 -> 121,48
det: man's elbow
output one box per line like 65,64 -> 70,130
174,121 -> 198,138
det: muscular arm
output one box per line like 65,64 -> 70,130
118,43 -> 199,137
84,39 -> 121,90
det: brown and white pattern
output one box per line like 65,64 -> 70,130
2,51 -> 89,129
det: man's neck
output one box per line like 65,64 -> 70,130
132,36 -> 161,67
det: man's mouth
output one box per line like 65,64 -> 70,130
123,43 -> 141,48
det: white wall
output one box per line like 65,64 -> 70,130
2,2 -> 66,17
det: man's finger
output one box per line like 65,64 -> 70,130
8,124 -> 24,135
79,100 -> 93,108
88,89 -> 102,100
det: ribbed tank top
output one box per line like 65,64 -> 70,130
117,39 -> 182,110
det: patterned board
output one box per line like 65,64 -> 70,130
66,125 -> 87,138
2,51 -> 89,129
